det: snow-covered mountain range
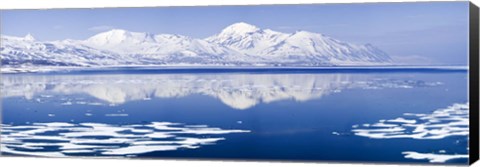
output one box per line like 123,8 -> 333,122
1,22 -> 392,68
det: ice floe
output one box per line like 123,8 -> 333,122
402,151 -> 468,163
1,122 -> 250,157
350,103 -> 469,163
351,103 -> 469,140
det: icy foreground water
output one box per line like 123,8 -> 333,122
1,122 -> 249,157
0,70 -> 469,164
352,103 -> 469,163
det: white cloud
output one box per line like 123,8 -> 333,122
275,24 -> 347,30
391,55 -> 437,65
53,25 -> 63,30
88,25 -> 114,32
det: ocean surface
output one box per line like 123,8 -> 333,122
0,68 -> 469,164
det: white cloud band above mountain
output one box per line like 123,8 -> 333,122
88,25 -> 115,32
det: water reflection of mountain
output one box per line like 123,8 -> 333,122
1,74 -> 440,109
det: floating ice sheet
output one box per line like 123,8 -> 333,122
352,103 -> 469,140
350,103 -> 469,163
1,122 -> 250,157
402,151 -> 469,163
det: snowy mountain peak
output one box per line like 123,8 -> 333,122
206,23 -> 392,65
220,22 -> 261,35
206,22 -> 289,55
24,33 -> 35,41
85,29 -> 156,46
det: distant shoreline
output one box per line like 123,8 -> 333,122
1,65 -> 469,74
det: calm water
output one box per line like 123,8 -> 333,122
0,69 -> 469,164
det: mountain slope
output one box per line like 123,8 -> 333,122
205,22 -> 289,56
1,22 -> 392,69
82,29 -> 252,65
1,35 -> 134,67
206,22 -> 391,66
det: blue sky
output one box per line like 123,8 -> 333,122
1,2 -> 469,65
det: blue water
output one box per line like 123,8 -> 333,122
0,69 -> 469,164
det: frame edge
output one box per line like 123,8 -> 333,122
469,1 -> 479,165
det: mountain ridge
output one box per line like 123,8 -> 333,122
1,22 -> 392,68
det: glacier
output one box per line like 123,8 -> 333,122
1,22 -> 392,71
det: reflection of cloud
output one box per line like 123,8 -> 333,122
1,122 -> 249,157
1,74 -> 440,110
88,25 -> 114,32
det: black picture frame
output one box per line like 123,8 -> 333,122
469,2 -> 479,165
